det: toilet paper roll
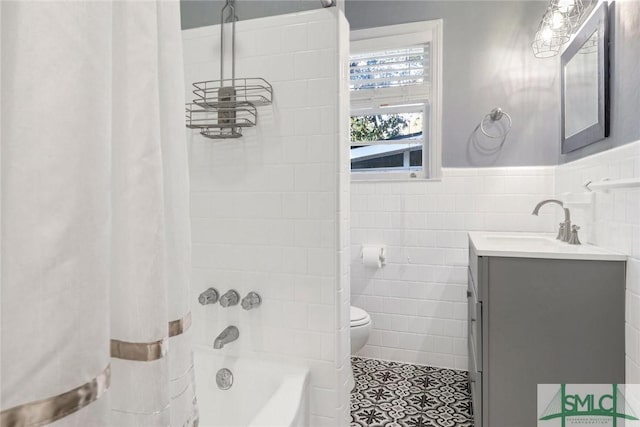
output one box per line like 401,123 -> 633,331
362,246 -> 385,268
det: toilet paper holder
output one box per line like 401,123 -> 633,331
361,246 -> 386,267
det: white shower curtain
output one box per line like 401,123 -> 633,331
1,1 -> 197,426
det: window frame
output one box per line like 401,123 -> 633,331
349,20 -> 443,181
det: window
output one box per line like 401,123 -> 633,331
350,107 -> 426,172
350,21 -> 442,180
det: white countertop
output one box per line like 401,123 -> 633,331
468,232 -> 627,261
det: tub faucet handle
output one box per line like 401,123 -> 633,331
241,292 -> 262,310
198,287 -> 219,305
220,290 -> 240,307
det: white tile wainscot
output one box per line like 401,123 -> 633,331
350,167 -> 557,369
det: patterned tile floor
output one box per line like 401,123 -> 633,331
350,357 -> 474,427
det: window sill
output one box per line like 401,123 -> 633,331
350,171 -> 442,183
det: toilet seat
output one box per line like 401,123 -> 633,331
350,306 -> 370,327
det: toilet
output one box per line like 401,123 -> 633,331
348,306 -> 371,390
350,306 -> 371,354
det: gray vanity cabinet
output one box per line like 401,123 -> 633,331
468,242 -> 625,427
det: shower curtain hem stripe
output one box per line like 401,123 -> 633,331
111,311 -> 192,361
0,365 -> 111,427
168,312 -> 192,337
110,338 -> 169,361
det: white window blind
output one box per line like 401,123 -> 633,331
349,43 -> 430,104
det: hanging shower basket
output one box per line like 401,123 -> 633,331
185,0 -> 273,139
185,101 -> 257,139
191,78 -> 273,108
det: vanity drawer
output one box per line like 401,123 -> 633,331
469,243 -> 488,302
467,271 -> 482,371
468,242 -> 478,293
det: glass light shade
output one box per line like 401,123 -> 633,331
532,7 -> 572,58
553,0 -> 584,26
532,35 -> 561,58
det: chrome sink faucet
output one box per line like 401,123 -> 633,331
213,326 -> 239,349
531,199 -> 571,242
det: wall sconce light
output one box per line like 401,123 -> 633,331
532,0 -> 585,58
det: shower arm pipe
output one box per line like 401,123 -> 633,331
220,0 -> 237,84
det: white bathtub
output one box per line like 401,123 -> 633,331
194,346 -> 310,427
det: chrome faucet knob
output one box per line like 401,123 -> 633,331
568,225 -> 581,245
241,292 -> 262,310
219,290 -> 240,307
198,287 -> 219,305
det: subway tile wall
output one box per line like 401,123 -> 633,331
555,140 -> 640,406
351,167 -> 557,369
183,9 -> 350,426
335,11 -> 352,426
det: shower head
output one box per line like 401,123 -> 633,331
320,0 -> 335,7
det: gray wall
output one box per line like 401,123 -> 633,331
347,1 -> 560,167
180,0 -> 322,30
180,0 -> 640,167
560,0 -> 640,163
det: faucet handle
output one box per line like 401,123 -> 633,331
568,225 -> 581,245
241,292 -> 262,310
220,290 -> 240,307
556,223 -> 566,241
198,287 -> 219,305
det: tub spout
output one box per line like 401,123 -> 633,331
213,326 -> 239,349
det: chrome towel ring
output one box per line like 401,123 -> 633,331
480,107 -> 512,139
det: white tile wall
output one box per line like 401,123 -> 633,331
353,150 -> 638,379
335,12 -> 351,425
555,140 -> 640,406
184,9 -> 350,426
351,167 -> 557,369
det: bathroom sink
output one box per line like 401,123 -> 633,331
482,234 -> 558,250
468,232 -> 626,261
485,234 -> 556,244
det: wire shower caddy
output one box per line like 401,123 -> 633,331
185,0 -> 273,139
